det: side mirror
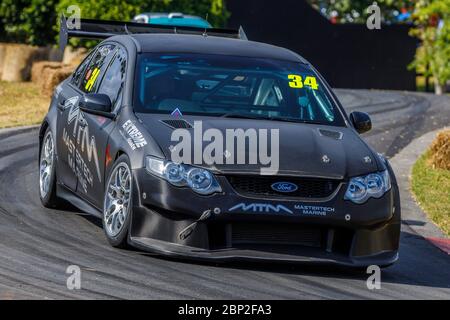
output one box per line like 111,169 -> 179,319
350,111 -> 372,134
79,93 -> 114,119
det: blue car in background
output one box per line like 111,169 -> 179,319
133,12 -> 212,28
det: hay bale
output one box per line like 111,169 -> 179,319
69,54 -> 86,67
31,61 -> 75,96
42,65 -> 73,97
63,46 -> 87,65
31,61 -> 63,86
47,46 -> 63,62
0,43 -> 6,78
428,130 -> 450,170
1,43 -> 49,82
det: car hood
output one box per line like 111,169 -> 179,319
136,113 -> 381,178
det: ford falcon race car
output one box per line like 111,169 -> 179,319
38,16 -> 401,267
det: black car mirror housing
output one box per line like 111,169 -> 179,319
350,111 -> 372,134
79,93 -> 114,119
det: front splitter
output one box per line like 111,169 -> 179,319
129,236 -> 398,267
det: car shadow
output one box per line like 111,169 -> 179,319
63,207 -> 450,291
402,219 -> 426,226
136,229 -> 450,290
57,200 -> 104,228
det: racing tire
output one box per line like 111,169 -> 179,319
39,128 -> 63,208
102,154 -> 133,248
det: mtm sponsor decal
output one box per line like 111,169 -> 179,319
229,203 -> 293,214
63,96 -> 102,193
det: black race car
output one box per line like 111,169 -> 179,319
39,17 -> 400,267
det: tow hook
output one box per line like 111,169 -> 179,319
178,209 -> 212,241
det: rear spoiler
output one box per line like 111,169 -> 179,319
59,14 -> 248,53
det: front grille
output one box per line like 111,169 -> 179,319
208,223 -> 353,254
227,175 -> 340,199
231,223 -> 322,247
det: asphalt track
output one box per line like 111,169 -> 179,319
0,89 -> 449,299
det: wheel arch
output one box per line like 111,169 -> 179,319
38,113 -> 58,160
38,121 -> 50,159
115,149 -> 126,161
103,148 -> 129,189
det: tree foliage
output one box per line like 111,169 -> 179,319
0,0 -> 59,45
408,0 -> 450,94
23,0 -> 59,45
0,0 -> 29,43
308,0 -> 415,24
0,0 -> 229,46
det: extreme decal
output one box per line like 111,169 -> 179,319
63,96 -> 102,193
122,120 -> 147,150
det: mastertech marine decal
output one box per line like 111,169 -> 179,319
62,96 -> 102,193
294,204 -> 335,216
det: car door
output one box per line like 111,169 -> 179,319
55,48 -> 97,192
76,45 -> 127,209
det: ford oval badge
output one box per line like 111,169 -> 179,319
271,182 -> 298,193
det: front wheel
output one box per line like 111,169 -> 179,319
102,154 -> 132,248
39,128 -> 63,208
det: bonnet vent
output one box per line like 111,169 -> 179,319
160,119 -> 193,129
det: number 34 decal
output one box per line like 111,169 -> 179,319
288,75 -> 319,90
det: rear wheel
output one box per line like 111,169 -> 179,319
102,154 -> 132,248
39,128 -> 63,208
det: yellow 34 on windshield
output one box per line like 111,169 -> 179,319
288,75 -> 319,90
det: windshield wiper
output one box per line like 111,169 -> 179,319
267,116 -> 324,125
220,113 -> 268,120
221,113 -> 324,125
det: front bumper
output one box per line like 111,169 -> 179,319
128,168 -> 401,267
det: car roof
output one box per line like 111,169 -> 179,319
122,33 -> 307,63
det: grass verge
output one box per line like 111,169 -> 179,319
0,81 -> 50,129
411,150 -> 450,236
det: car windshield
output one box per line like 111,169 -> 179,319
134,53 -> 345,125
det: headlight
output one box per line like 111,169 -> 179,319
145,157 -> 222,195
344,170 -> 391,204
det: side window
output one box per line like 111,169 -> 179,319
71,49 -> 97,87
80,44 -> 116,93
97,47 -> 127,111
